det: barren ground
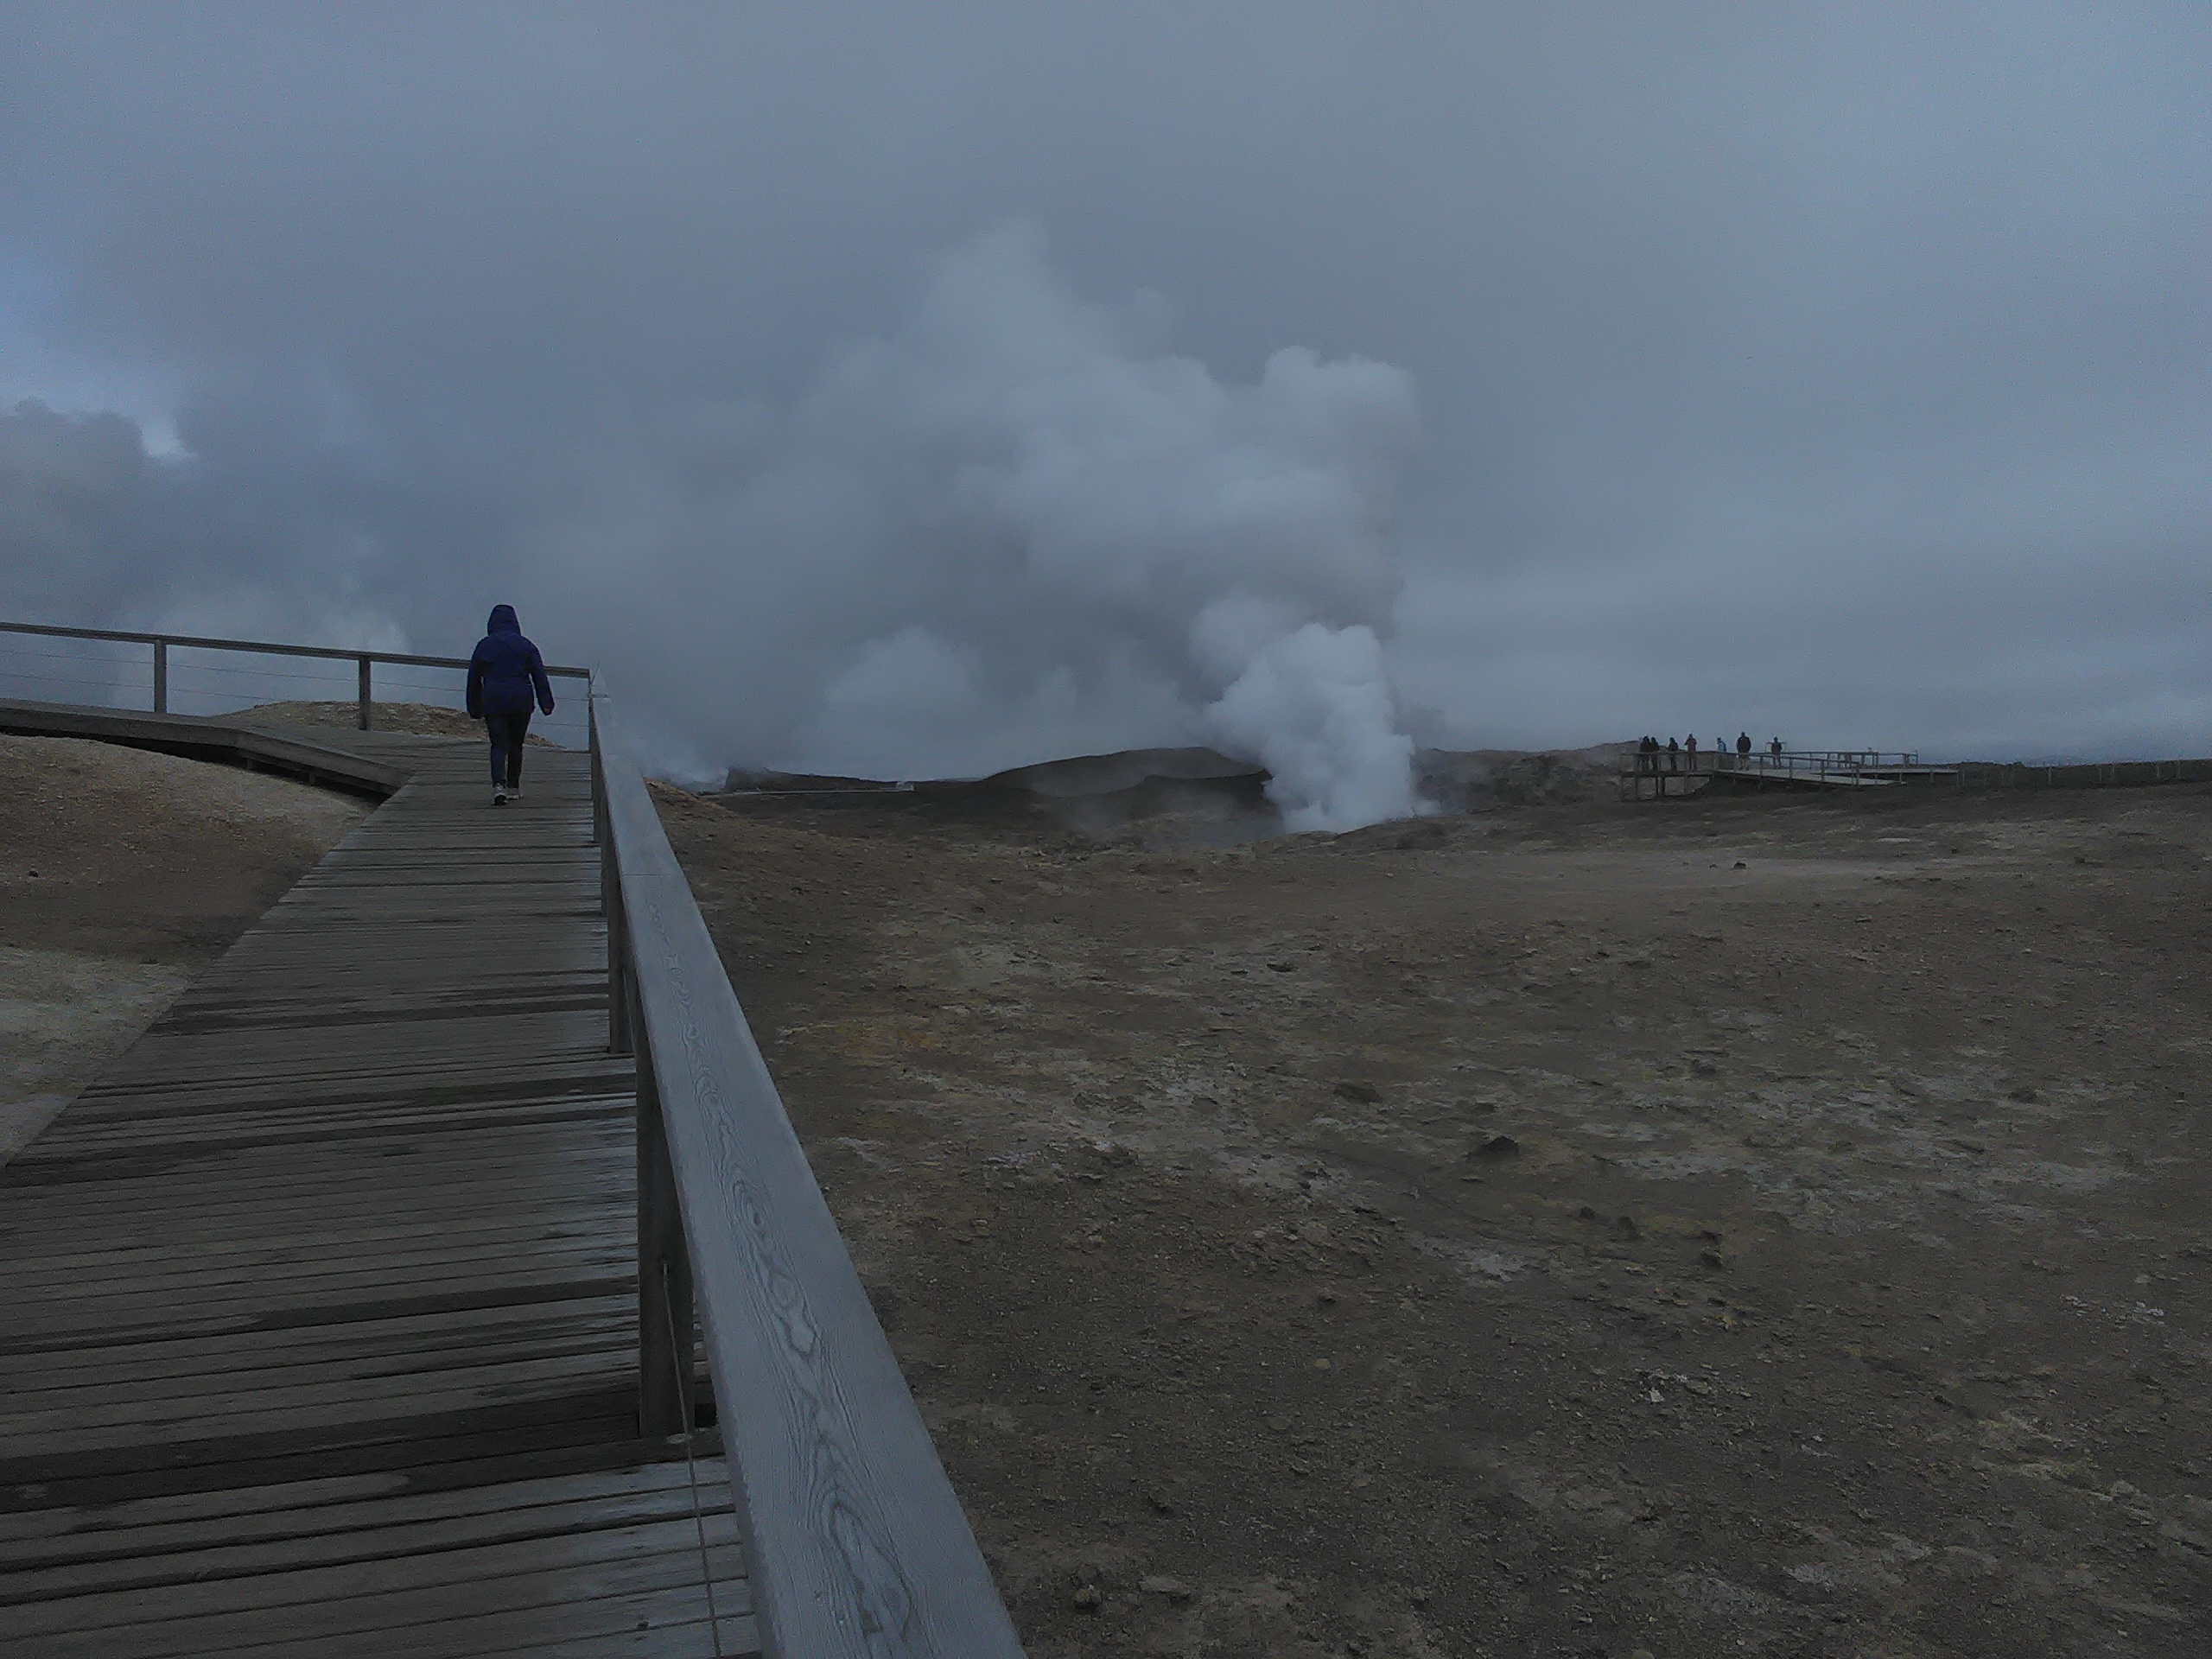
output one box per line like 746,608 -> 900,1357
656,776 -> 2212,1659
0,732 -> 363,1161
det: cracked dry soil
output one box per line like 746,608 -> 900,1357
656,779 -> 2212,1659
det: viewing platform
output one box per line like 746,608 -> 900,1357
1619,748 -> 1959,801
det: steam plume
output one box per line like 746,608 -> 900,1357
718,225 -> 1427,829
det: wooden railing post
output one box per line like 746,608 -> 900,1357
151,640 -> 168,714
634,997 -> 695,1440
593,699 -> 633,1058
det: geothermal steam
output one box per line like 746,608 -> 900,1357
744,226 -> 1427,830
0,226 -> 1431,830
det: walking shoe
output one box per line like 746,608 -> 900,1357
493,785 -> 508,805
507,782 -> 523,799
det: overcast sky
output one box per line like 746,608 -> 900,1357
2,4 -> 2205,787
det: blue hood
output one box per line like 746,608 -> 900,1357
486,604 -> 520,634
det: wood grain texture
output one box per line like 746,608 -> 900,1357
0,715 -> 752,1655
595,695 -> 1025,1659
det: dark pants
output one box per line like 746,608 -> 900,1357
486,709 -> 531,788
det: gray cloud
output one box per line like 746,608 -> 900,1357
1,3 -> 2205,794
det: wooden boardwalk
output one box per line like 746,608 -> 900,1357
0,729 -> 757,1656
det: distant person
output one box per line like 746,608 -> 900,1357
1684,732 -> 1699,770
1738,731 -> 1752,766
466,604 -> 556,806
1770,736 -> 1783,760
1666,736 -> 1681,772
1639,734 -> 1658,776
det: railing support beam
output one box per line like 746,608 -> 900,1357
151,640 -> 168,714
635,1001 -> 695,1441
357,657 -> 372,731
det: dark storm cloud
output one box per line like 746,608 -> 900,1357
1,3 -> 2204,788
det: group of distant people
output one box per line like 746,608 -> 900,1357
1635,731 -> 1785,774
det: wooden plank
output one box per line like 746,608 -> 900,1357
0,1426 -> 693,1521
0,1349 -> 638,1445
0,1301 -> 635,1390
1,1481 -> 736,1599
1,1210 -> 624,1279
0,1523 -> 745,1639
0,1459 -> 718,1564
0,1415 -> 652,1518
0,1326 -> 635,1419
8,1555 -> 754,1659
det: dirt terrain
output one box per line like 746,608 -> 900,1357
656,772 -> 2212,1659
0,731 -> 363,1161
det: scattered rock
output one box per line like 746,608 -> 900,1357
1267,960 -> 1295,972
1471,1134 -> 1521,1160
1614,1215 -> 1641,1241
1144,1491 -> 1178,1516
1140,1574 -> 1194,1602
1700,1249 -> 1727,1270
2007,1085 -> 2039,1103
1733,860 -> 1747,869
1578,1205 -> 1599,1220
1691,1057 -> 1719,1077
1335,1080 -> 1382,1104
1072,1584 -> 1103,1611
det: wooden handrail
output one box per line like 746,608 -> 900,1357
0,619 -> 591,677
1,618 -> 588,731
589,683 -> 1025,1659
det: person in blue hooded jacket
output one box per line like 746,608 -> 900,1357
465,605 -> 556,804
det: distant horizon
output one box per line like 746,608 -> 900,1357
3,632 -> 2202,788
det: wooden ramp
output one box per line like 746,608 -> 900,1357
0,731 -> 757,1656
